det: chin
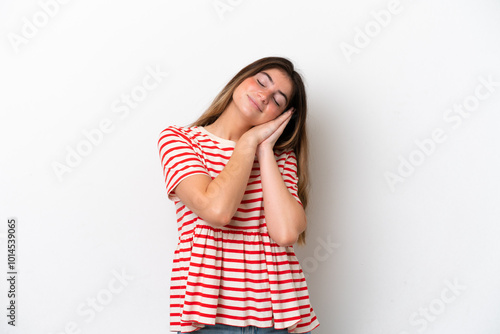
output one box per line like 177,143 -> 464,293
239,106 -> 261,123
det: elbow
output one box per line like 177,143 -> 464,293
188,193 -> 234,227
274,233 -> 298,247
270,227 -> 301,247
269,216 -> 307,247
203,206 -> 234,227
211,214 -> 233,227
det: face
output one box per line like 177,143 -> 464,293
231,68 -> 294,126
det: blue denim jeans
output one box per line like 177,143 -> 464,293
177,323 -> 312,333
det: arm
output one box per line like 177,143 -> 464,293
258,148 -> 307,247
256,114 -> 307,247
173,137 -> 256,227
173,110 -> 294,227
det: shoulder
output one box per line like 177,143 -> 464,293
159,125 -> 192,138
158,125 -> 201,145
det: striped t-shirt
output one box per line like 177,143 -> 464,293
158,125 -> 320,333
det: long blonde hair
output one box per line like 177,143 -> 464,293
190,57 -> 309,245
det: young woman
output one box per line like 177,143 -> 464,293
158,57 -> 319,333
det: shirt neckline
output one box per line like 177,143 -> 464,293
196,126 -> 236,148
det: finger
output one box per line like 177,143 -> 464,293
254,109 -> 293,142
274,109 -> 293,126
261,111 -> 290,135
279,109 -> 293,125
271,112 -> 292,137
283,107 -> 294,117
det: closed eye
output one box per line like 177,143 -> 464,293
257,79 -> 265,87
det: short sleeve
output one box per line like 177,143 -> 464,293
158,126 -> 210,201
282,150 -> 303,206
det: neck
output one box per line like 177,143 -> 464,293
204,102 -> 251,142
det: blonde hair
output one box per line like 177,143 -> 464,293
190,57 -> 309,245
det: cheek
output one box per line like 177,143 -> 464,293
233,84 -> 244,98
269,104 -> 284,116
239,78 -> 258,92
234,80 -> 254,101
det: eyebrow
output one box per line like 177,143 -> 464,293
261,71 -> 289,105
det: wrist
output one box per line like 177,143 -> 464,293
257,144 -> 275,159
237,132 -> 258,151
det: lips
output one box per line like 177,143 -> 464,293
247,95 -> 262,112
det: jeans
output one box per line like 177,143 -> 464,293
177,323 -> 312,333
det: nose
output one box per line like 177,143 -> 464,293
257,90 -> 271,105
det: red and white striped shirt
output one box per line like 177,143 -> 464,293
158,125 -> 320,333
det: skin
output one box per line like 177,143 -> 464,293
173,68 -> 307,247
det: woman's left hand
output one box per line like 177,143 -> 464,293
256,107 -> 294,158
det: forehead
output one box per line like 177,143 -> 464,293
259,68 -> 293,95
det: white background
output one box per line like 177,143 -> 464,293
1,0 -> 500,333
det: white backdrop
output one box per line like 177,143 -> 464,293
1,0 -> 500,333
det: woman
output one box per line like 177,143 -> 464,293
158,57 -> 319,333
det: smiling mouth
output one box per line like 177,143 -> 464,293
247,95 -> 262,112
